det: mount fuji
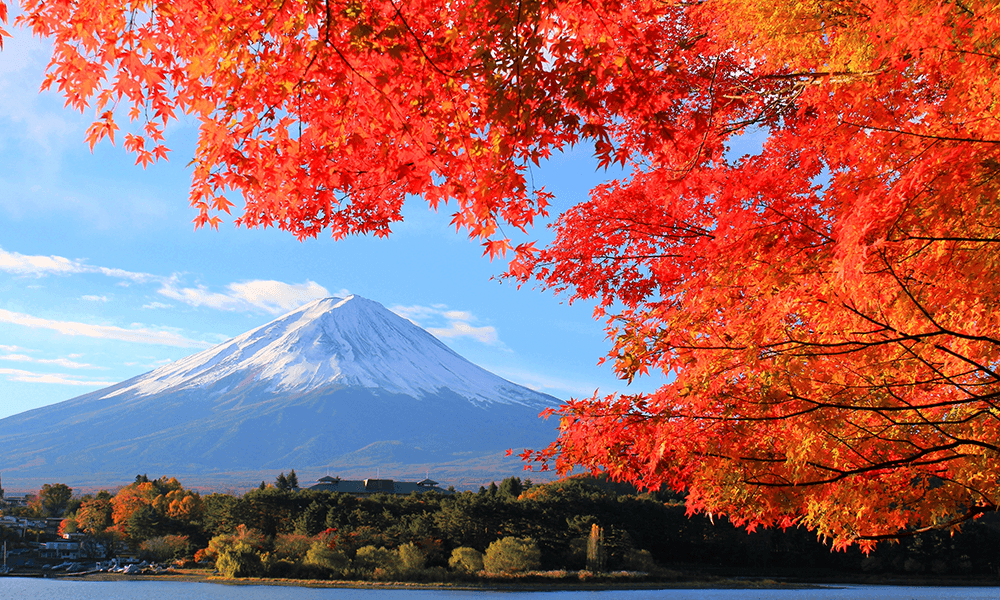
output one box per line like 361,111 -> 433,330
0,296 -> 560,490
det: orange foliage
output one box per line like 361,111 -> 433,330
110,477 -> 202,526
3,0 -> 1000,548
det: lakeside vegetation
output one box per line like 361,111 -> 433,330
5,474 -> 1000,583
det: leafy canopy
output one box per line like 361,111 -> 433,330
4,0 -> 1000,549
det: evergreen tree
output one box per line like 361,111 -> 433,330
275,472 -> 289,491
497,477 -> 523,499
287,470 -> 299,490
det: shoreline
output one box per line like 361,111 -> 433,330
15,568 -> 815,590
17,568 -> 997,591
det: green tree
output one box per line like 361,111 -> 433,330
295,500 -> 329,536
125,503 -> 164,544
201,493 -> 238,537
275,473 -> 290,491
484,537 -> 541,574
36,483 -> 73,518
497,477 -> 523,500
287,470 -> 299,490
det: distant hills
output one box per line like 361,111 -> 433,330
0,296 -> 560,491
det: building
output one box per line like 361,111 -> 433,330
307,476 -> 454,495
39,540 -> 80,560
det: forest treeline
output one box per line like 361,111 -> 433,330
8,474 -> 1000,580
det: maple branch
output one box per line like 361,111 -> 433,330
386,0 -> 454,78
902,234 -> 1000,243
744,445 -> 974,487
297,0 -> 332,83
855,505 -> 996,542
840,120 -> 1000,144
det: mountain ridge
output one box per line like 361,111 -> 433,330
0,295 -> 559,490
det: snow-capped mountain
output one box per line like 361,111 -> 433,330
106,295 -> 549,408
0,296 -> 559,490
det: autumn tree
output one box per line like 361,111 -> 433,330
110,476 -> 203,543
4,0 -> 1000,548
75,495 -> 114,536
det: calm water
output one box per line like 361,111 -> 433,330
1,579 -> 999,600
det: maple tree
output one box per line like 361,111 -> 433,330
3,0 -> 999,548
110,476 -> 203,541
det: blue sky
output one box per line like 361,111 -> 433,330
0,25 -> 667,422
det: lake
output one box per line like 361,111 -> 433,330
3,579 -> 1000,600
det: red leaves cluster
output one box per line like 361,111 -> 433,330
5,0 -> 1000,547
510,0 -> 1000,550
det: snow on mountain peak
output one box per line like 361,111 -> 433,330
103,295 -> 553,408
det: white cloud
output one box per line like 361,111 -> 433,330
0,247 -> 159,282
443,310 -> 475,321
427,322 -> 498,344
0,367 -> 117,387
0,344 -> 24,352
227,280 -> 331,314
0,249 -> 78,275
0,308 -> 213,348
159,279 -> 331,314
1,247 -> 335,316
0,353 -> 102,369
158,282 -> 242,311
391,305 -> 438,323
390,303 -> 500,345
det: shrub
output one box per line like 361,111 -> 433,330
304,541 -> 349,574
354,545 -> 401,579
448,547 -> 484,573
198,525 -> 267,566
273,533 -> 313,561
217,541 -> 264,578
398,542 -> 426,574
625,549 -> 656,572
139,534 -> 190,562
483,537 -> 541,574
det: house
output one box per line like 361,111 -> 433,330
307,476 -> 454,495
39,540 -> 80,560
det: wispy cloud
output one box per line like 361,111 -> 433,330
1,248 -> 336,316
488,367 -> 596,399
0,367 -> 117,386
227,280 -> 331,313
0,308 -> 213,348
0,247 -> 159,283
391,304 -> 499,345
427,322 -> 498,344
0,353 -> 103,369
159,279 -> 331,314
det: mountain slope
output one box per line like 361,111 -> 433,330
0,296 -> 559,489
